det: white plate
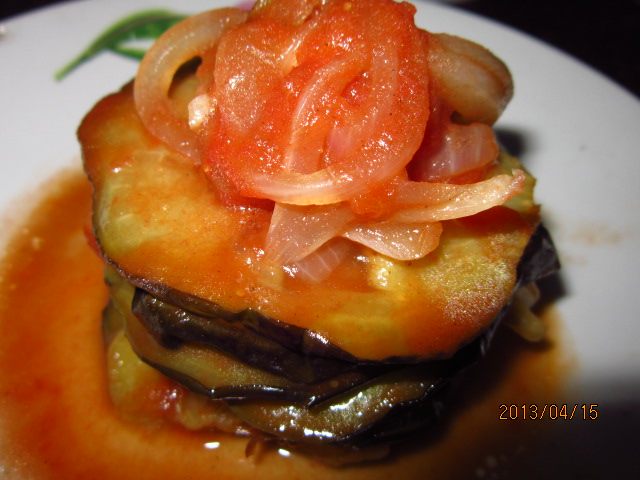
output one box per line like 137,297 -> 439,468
2,0 -> 639,474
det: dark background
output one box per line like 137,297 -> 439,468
1,0 -> 639,97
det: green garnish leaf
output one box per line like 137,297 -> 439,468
55,9 -> 186,81
108,45 -> 148,61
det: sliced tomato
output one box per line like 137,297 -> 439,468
202,0 -> 430,206
251,0 -> 323,26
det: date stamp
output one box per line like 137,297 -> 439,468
498,403 -> 599,421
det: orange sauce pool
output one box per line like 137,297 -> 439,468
0,171 -> 570,479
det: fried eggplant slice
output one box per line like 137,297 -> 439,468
106,297 -> 484,446
81,78 -> 559,450
80,81 -> 542,361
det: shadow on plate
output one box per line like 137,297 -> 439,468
496,127 -> 529,159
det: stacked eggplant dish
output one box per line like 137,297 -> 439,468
79,0 -> 559,462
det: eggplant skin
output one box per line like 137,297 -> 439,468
131,289 -> 361,383
518,223 -> 560,285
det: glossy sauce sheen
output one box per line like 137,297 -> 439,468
0,172 -> 568,479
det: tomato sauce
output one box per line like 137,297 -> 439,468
0,171 -> 570,479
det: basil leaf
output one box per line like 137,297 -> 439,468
55,9 -> 186,81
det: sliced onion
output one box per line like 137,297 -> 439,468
392,169 -> 525,223
265,169 -> 523,267
134,8 -> 247,159
411,122 -> 499,182
252,167 -> 364,206
344,221 -> 442,260
265,202 -> 354,264
428,33 -> 513,125
289,238 -> 353,283
324,40 -> 398,167
285,54 -> 367,172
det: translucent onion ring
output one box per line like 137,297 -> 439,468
290,238 -> 354,283
427,33 -> 513,125
416,122 -> 499,181
343,221 -> 442,261
266,202 -> 354,264
285,54 -> 367,172
264,171 -> 523,264
134,8 -> 247,160
392,169 -> 525,223
253,166 -> 362,206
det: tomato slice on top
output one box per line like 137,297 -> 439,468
202,0 -> 430,206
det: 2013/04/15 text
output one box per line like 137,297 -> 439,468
498,404 -> 599,421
